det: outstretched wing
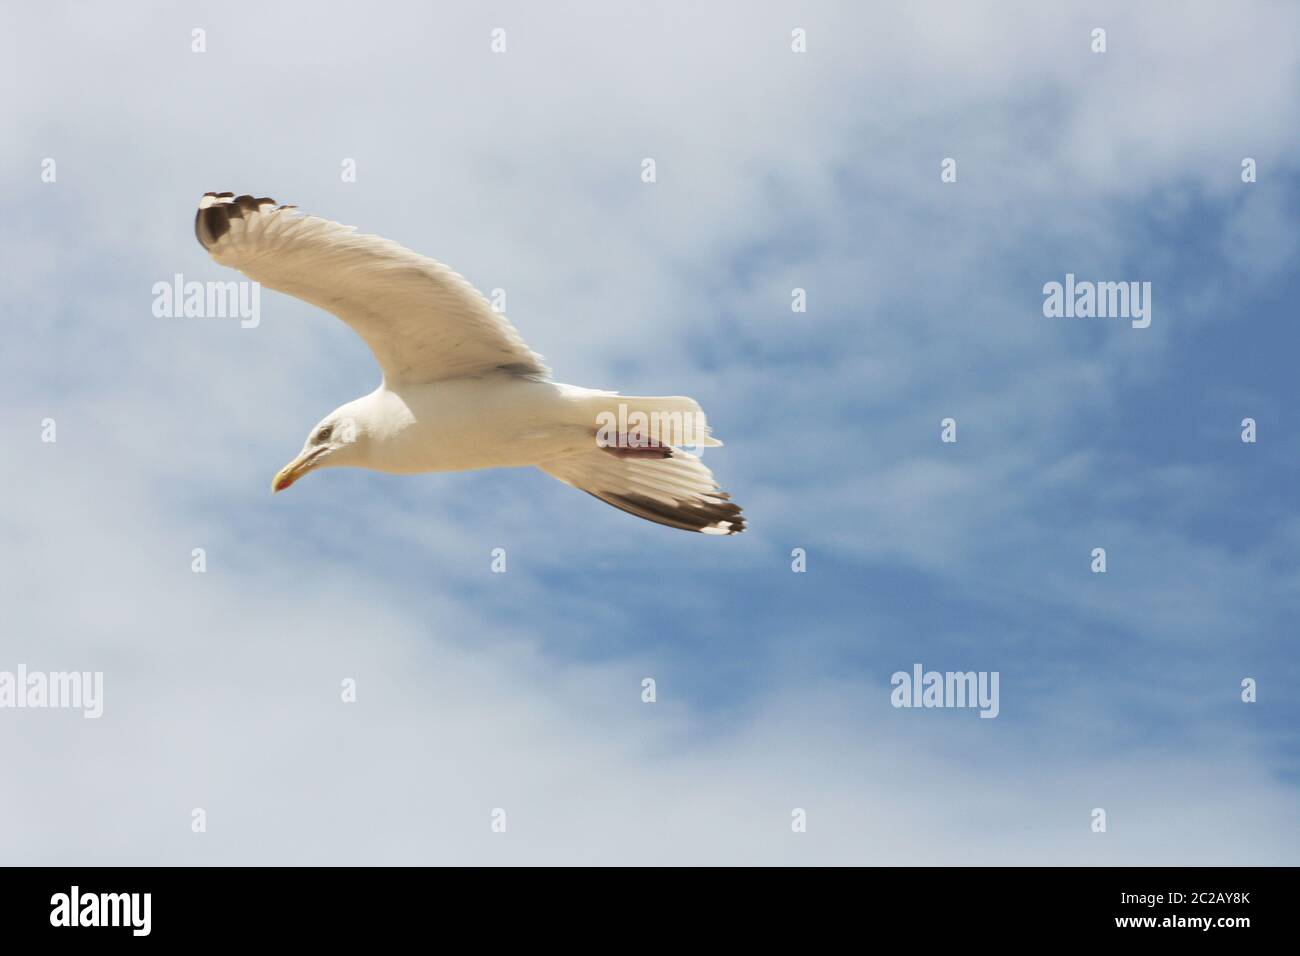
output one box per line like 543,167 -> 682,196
538,446 -> 745,535
194,192 -> 549,385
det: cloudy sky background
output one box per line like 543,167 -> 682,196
2,0 -> 1297,863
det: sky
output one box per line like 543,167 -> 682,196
1,0 -> 1297,864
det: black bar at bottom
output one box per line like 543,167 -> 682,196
0,866 -> 1283,942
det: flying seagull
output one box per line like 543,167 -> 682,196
194,192 -> 744,534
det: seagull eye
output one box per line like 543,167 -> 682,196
315,426 -> 333,444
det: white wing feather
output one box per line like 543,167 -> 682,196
194,193 -> 549,385
538,447 -> 744,535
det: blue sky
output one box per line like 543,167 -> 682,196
1,0 -> 1297,864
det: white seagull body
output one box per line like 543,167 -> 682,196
195,192 -> 744,534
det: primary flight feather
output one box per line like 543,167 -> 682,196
195,192 -> 745,534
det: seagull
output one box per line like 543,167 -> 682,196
194,192 -> 745,534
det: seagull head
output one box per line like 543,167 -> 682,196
272,412 -> 364,493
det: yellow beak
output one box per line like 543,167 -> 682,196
271,448 -> 324,493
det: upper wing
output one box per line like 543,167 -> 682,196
194,192 -> 549,385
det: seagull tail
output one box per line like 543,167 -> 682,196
580,393 -> 724,449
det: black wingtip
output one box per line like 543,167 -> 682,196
194,203 -> 230,248
598,490 -> 746,534
194,192 -> 279,249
